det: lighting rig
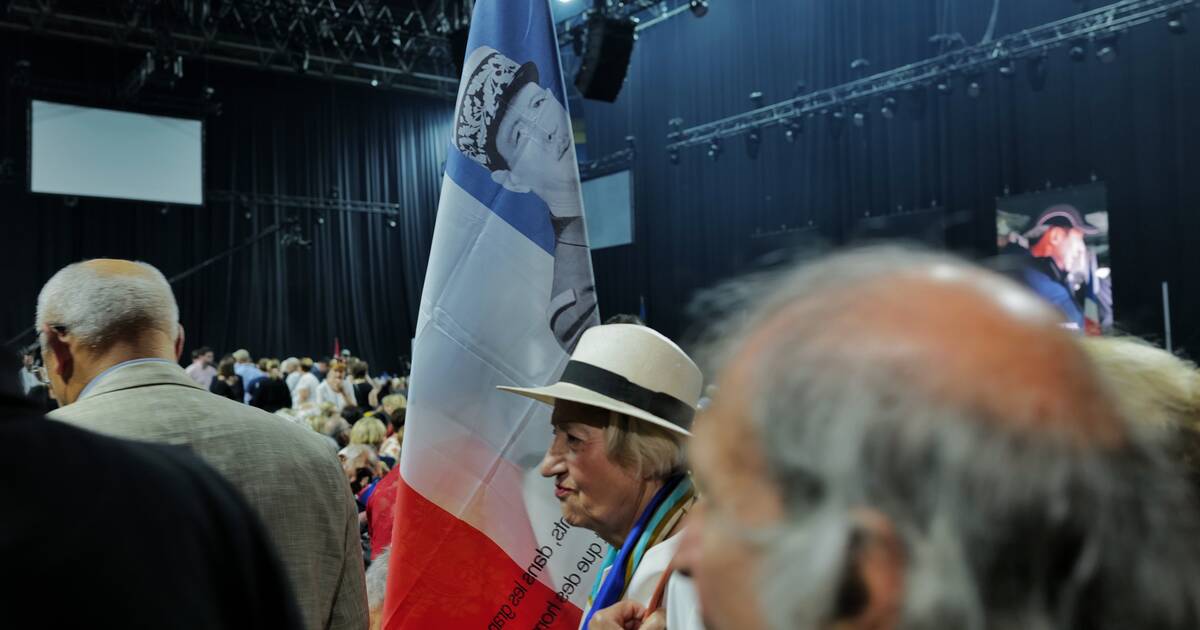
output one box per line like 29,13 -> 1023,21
665,0 -> 1196,155
0,1 -> 472,98
557,0 -> 711,50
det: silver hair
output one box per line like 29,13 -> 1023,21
281,357 -> 301,373
36,260 -> 178,350
698,246 -> 1200,630
365,547 -> 391,612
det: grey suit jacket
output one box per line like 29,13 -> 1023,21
51,361 -> 368,630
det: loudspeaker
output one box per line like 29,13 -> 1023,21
574,16 -> 636,103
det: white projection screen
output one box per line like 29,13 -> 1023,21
30,100 -> 203,205
581,169 -> 634,250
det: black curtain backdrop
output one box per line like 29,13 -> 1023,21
576,0 -> 1200,354
1,35 -> 452,372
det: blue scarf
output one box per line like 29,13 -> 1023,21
582,475 -> 692,628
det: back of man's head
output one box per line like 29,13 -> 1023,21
694,246 -> 1200,630
37,260 -> 178,353
233,349 -> 252,363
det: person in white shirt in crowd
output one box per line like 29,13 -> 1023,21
293,363 -> 322,409
184,346 -> 216,390
315,364 -> 356,411
19,350 -> 43,395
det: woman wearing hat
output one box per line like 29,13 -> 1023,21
500,324 -> 704,629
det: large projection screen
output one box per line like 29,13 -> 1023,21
582,170 -> 634,250
30,100 -> 203,205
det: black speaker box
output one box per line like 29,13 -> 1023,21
574,16 -> 636,103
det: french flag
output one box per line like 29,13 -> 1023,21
382,1 -> 601,628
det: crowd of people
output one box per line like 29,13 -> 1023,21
6,249 -> 1200,630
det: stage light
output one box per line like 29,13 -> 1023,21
998,60 -> 1016,78
880,96 -> 898,119
966,76 -> 983,98
317,216 -> 326,225
370,78 -> 379,87
1168,11 -> 1187,34
689,0 -> 709,18
1096,37 -> 1118,63
707,138 -> 722,161
388,219 -> 398,228
852,111 -> 866,128
1069,39 -> 1087,62
668,150 -> 680,165
749,91 -> 764,108
784,120 -> 802,142
936,77 -> 953,95
1027,54 -> 1047,92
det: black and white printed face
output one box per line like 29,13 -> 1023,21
495,81 -> 579,213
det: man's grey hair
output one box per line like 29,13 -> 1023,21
698,246 -> 1200,630
281,357 -> 301,373
36,261 -> 178,351
365,547 -> 390,612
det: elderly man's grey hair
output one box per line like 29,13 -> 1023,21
365,547 -> 391,612
36,260 -> 178,350
697,246 -> 1200,630
281,357 -> 301,373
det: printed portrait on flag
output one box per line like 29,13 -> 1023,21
454,46 -> 597,352
996,182 -> 1113,334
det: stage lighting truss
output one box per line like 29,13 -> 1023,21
578,146 -> 636,180
0,1 -> 473,98
557,0 -> 713,49
665,0 -> 1197,153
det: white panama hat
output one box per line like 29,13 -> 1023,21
498,324 -> 703,436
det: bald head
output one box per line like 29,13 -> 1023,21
735,256 -> 1124,447
683,248 -> 1200,630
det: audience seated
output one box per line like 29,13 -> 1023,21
669,247 -> 1200,630
38,259 -> 367,630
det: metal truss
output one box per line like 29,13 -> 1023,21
666,0 -> 1197,151
558,0 -> 708,49
0,1 -> 471,98
207,190 -> 403,216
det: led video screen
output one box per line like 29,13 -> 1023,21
30,99 -> 203,205
996,182 -> 1112,333
582,169 -> 634,250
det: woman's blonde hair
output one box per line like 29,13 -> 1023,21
1080,336 -> 1200,432
351,417 -> 388,450
604,413 -> 686,480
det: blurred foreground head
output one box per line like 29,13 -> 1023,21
679,247 -> 1200,630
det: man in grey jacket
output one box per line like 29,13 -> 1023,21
39,258 -> 368,630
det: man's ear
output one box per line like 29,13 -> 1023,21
42,325 -> 74,383
174,324 -> 186,361
835,509 -> 905,630
491,169 -> 532,194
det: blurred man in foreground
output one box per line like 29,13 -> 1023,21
678,247 -> 1200,630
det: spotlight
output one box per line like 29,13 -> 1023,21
1026,54 -> 1047,92
370,78 -> 379,87
749,91 -> 764,108
852,111 -> 866,128
850,58 -> 871,74
668,150 -> 680,165
966,76 -> 983,98
880,96 -> 897,119
784,120 -> 802,142
317,216 -> 326,225
998,60 -> 1016,78
1168,11 -> 1187,34
388,219 -> 398,228
936,77 -> 953,95
1096,37 -> 1118,63
1068,39 -> 1087,62
689,0 -> 708,18
707,138 -> 722,161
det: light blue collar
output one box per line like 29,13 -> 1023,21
78,358 -> 175,400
